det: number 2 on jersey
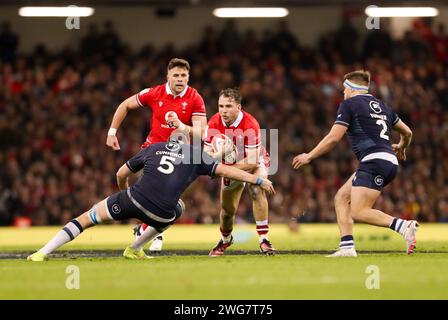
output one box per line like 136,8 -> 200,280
376,120 -> 389,140
157,156 -> 176,174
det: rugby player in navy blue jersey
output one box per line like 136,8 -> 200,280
27,141 -> 275,261
292,70 -> 417,257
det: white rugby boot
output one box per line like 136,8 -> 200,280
149,235 -> 164,252
326,247 -> 358,257
402,220 -> 419,254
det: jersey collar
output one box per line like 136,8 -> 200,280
165,82 -> 188,98
353,93 -> 373,97
222,111 -> 244,128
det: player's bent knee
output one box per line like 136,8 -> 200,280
334,190 -> 350,204
350,208 -> 367,222
350,211 -> 359,221
221,207 -> 237,218
248,185 -> 265,201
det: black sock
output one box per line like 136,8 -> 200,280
390,218 -> 397,231
339,235 -> 355,249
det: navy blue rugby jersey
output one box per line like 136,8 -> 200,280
334,94 -> 400,160
125,142 -> 219,218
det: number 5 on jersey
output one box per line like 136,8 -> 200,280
158,156 -> 176,174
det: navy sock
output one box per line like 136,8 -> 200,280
390,218 -> 397,231
339,235 -> 355,249
390,218 -> 406,234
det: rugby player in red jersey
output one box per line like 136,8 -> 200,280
106,58 -> 207,251
204,88 -> 275,256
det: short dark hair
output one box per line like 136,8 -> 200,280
167,58 -> 190,71
219,87 -> 242,104
344,70 -> 370,87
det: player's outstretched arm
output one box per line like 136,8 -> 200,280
233,147 -> 260,172
214,163 -> 275,195
392,119 -> 413,161
292,124 -> 347,169
106,94 -> 142,150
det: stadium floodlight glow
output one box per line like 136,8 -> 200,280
19,6 -> 94,17
365,7 -> 439,17
213,7 -> 289,18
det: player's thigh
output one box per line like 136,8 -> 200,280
350,186 -> 381,213
221,180 -> 245,214
334,173 -> 355,204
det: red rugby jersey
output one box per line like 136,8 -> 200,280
136,83 -> 206,145
204,111 -> 261,162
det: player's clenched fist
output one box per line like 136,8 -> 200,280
165,111 -> 183,129
106,134 -> 121,150
392,144 -> 406,161
292,153 -> 311,169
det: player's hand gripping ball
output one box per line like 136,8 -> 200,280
165,111 -> 179,128
211,134 -> 238,164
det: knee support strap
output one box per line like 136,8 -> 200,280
88,205 -> 102,225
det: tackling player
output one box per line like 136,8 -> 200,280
292,70 -> 417,257
204,88 -> 275,256
27,140 -> 275,261
106,58 -> 207,251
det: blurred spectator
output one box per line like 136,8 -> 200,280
218,20 -> 240,55
0,22 -> 18,63
431,23 -> 448,64
334,16 -> 359,63
363,22 -> 392,59
100,20 -> 123,62
81,23 -> 100,57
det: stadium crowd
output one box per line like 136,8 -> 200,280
1,18 -> 447,226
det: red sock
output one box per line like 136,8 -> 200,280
256,221 -> 269,236
220,227 -> 232,238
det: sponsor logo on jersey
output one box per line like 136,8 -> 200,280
181,101 -> 188,113
165,142 -> 181,152
112,204 -> 121,214
374,175 -> 384,186
156,150 -> 185,159
369,101 -> 382,114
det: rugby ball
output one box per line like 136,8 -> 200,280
165,111 -> 178,121
165,111 -> 178,128
211,134 -> 238,163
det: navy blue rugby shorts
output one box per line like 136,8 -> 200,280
106,190 -> 184,232
352,159 -> 398,191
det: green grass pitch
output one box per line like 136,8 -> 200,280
0,223 -> 447,299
